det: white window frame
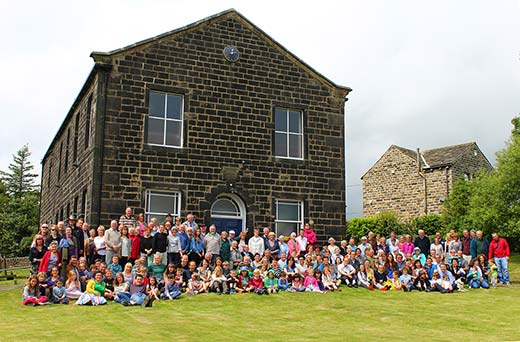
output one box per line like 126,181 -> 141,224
274,108 -> 304,160
210,194 -> 247,232
275,199 -> 304,236
146,92 -> 184,148
145,190 -> 182,223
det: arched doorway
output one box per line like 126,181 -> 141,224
210,193 -> 246,233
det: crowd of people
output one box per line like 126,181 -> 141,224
23,207 -> 512,306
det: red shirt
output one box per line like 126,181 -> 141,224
248,276 -> 264,289
130,235 -> 141,259
488,238 -> 510,260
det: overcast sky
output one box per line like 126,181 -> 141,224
1,0 -> 519,218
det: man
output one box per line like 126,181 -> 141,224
461,229 -> 472,264
153,224 -> 168,265
248,228 -> 265,256
470,230 -> 489,259
228,230 -> 237,243
177,224 -> 190,256
489,233 -> 510,286
203,224 -> 221,262
105,220 -> 122,264
119,207 -> 136,230
230,240 -> 242,268
414,230 -> 431,257
183,213 -> 198,231
117,274 -> 152,307
56,221 -> 65,234
219,231 -> 231,262
147,253 -> 167,282
295,229 -> 308,255
358,236 -> 371,256
68,214 -> 85,258
437,263 -> 456,290
367,231 -> 377,251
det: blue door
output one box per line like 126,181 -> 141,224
211,218 -> 243,234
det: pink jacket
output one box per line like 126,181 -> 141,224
303,276 -> 319,288
287,239 -> 301,256
401,242 -> 415,255
304,228 -> 317,245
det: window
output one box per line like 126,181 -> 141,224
73,114 -> 79,163
211,198 -> 241,217
81,188 -> 88,220
275,200 -> 304,236
73,196 -> 78,217
65,129 -> 70,170
146,92 -> 183,148
58,142 -> 63,181
274,108 -> 303,159
145,190 -> 181,222
85,94 -> 93,149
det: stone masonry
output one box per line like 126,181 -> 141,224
39,9 -> 351,241
362,143 -> 492,220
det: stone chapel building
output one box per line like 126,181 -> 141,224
39,9 -> 351,240
362,142 -> 492,220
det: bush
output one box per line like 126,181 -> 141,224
411,214 -> 446,236
346,212 -> 402,239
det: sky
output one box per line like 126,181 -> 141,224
1,0 -> 519,218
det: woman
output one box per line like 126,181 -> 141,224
385,253 -> 398,277
430,237 -> 444,261
45,225 -> 61,247
76,271 -> 107,305
467,259 -> 489,289
135,213 -> 146,236
448,233 -> 462,253
122,262 -> 135,283
189,228 -> 204,266
113,272 -> 130,303
278,235 -> 289,258
93,226 -> 106,262
84,228 -> 97,265
120,226 -> 131,266
401,235 -> 415,256
29,235 -> 46,274
237,231 -> 248,252
303,223 -> 317,247
264,232 -> 280,256
39,241 -> 61,275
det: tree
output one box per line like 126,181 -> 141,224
0,145 -> 40,257
0,144 -> 38,197
442,116 -> 520,250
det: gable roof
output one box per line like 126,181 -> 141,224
90,8 -> 351,96
361,142 -> 492,179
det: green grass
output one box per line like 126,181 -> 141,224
1,256 -> 520,342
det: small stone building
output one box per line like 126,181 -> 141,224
362,142 -> 492,220
39,9 -> 351,240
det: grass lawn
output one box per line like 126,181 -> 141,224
1,256 -> 519,342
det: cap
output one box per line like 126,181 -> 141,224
240,266 -> 249,272
68,214 -> 77,220
229,230 -> 236,235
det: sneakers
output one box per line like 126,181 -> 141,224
122,301 -> 130,306
216,288 -> 221,295
186,289 -> 195,297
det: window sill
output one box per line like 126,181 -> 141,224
142,144 -> 188,157
272,156 -> 306,165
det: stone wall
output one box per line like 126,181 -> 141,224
40,12 -> 349,241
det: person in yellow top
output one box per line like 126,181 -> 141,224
76,271 -> 107,305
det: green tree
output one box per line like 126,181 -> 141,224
0,144 -> 38,197
0,145 -> 40,257
442,116 -> 520,249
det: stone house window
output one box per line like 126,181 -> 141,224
275,199 -> 304,236
146,92 -> 184,148
145,190 -> 181,222
274,108 -> 303,159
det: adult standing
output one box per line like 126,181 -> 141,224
183,213 -> 199,231
488,233 -> 510,286
119,207 -> 136,231
68,215 -> 85,258
461,229 -> 472,265
470,230 -> 490,259
105,220 -> 122,264
153,224 -> 168,265
414,230 -> 431,257
295,230 -> 307,256
248,228 -> 265,257
203,224 -> 221,262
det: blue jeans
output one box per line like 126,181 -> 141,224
495,257 -> 510,284
130,292 -> 147,305
469,278 -> 489,289
114,292 -> 131,303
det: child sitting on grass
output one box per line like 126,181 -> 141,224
264,269 -> 278,294
278,272 -> 289,291
227,269 -> 239,294
52,278 -> 69,304
303,269 -> 324,293
288,274 -> 305,292
162,275 -> 181,300
249,269 -> 266,295
22,275 -> 49,306
187,273 -> 205,295
146,276 -> 161,301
